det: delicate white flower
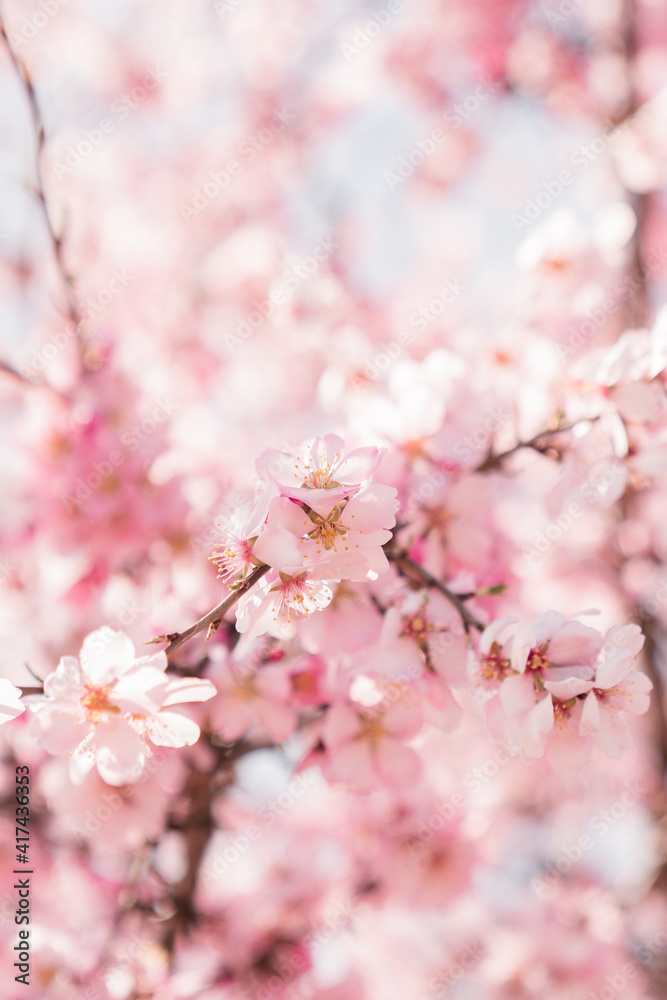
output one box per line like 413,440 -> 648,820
27,628 -> 216,785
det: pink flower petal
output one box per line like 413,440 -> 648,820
322,704 -> 362,749
161,678 -> 217,707
509,624 -> 534,674
546,727 -> 593,773
602,671 -> 652,714
374,738 -> 422,788
544,677 -> 594,700
334,445 -> 384,484
548,621 -> 601,666
500,673 -> 536,715
326,741 -> 376,789
80,628 -> 136,685
593,708 -> 633,758
255,665 -> 291,702
254,699 -> 296,741
44,656 -> 82,700
215,698 -> 254,742
145,710 -> 201,747
31,708 -> 88,754
580,691 -> 600,736
94,719 -> 146,785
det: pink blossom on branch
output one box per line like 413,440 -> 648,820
27,627 -> 216,785
477,613 -> 650,772
256,434 -> 385,516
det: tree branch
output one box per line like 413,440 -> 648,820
0,16 -> 84,347
386,551 -> 484,632
148,564 -> 270,656
475,416 -> 601,473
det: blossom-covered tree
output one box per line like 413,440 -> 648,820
2,0 -> 667,997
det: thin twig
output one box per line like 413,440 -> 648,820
387,551 -> 484,632
638,615 -> 667,773
475,416 -> 601,472
0,16 -> 83,341
147,564 -> 270,656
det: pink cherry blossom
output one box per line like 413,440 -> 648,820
321,695 -> 423,790
478,615 -> 650,771
256,434 -> 385,517
251,485 -> 398,581
2,4 -> 667,996
207,649 -> 297,742
579,625 -> 652,758
27,628 -> 216,784
236,569 -> 335,639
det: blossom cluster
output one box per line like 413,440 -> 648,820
478,613 -> 652,771
213,434 -> 399,638
2,0 -> 667,995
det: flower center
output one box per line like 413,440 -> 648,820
526,645 -> 551,673
80,684 -> 120,722
303,464 -> 332,489
480,643 -> 512,686
360,714 -> 386,748
235,676 -> 258,702
210,534 -> 257,584
552,698 -> 575,729
307,514 -> 348,550
291,671 -> 318,696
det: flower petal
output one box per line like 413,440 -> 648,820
374,738 -> 422,788
80,628 -> 136,685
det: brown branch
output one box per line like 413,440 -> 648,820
148,564 -> 270,656
638,615 -> 667,773
159,733 -> 279,955
0,16 -> 84,348
475,416 -> 601,473
387,551 -> 484,632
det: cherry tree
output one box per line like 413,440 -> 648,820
1,0 -> 667,998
